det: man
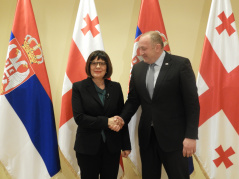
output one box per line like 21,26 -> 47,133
119,31 -> 200,179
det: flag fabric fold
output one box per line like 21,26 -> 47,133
58,0 -> 124,178
196,0 -> 239,178
0,0 -> 61,178
129,0 -> 194,176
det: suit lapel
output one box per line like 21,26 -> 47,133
140,63 -> 151,100
153,53 -> 172,99
85,78 -> 103,106
104,80 -> 112,110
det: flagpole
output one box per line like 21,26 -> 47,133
193,154 -> 210,179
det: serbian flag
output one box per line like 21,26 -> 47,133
0,0 -> 61,178
195,0 -> 239,178
129,0 -> 194,175
58,0 -> 124,177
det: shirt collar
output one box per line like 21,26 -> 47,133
94,83 -> 106,95
154,51 -> 165,67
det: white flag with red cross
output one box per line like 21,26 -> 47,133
58,0 -> 124,177
196,0 -> 239,178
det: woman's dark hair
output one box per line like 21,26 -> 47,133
85,50 -> 113,79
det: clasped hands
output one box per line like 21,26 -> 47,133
108,116 -> 124,132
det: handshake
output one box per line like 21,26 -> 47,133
108,116 -> 124,132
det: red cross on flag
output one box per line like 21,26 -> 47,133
195,0 -> 239,178
58,0 -> 124,178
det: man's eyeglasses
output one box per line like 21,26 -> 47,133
90,61 -> 107,67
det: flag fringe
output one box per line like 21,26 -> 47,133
193,154 -> 210,179
124,157 -> 142,177
59,149 -> 80,179
0,161 -> 11,179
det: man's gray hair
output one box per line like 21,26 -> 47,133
141,31 -> 164,48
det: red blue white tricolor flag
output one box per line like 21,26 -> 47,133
0,0 -> 61,178
129,0 -> 194,175
196,0 -> 239,178
58,0 -> 124,177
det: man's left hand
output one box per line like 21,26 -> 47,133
183,138 -> 196,157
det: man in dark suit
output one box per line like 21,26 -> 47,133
119,31 -> 200,179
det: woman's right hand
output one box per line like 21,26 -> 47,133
108,116 -> 124,132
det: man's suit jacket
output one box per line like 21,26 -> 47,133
121,52 -> 200,152
72,78 -> 131,155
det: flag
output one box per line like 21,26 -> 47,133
0,0 -> 61,178
129,0 -> 194,175
58,0 -> 124,178
195,0 -> 239,178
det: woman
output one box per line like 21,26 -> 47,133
72,50 -> 131,179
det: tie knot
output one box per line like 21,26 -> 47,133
150,63 -> 156,69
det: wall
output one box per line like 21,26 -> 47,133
0,0 -> 239,178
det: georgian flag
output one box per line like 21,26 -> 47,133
58,0 -> 124,177
196,0 -> 239,178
